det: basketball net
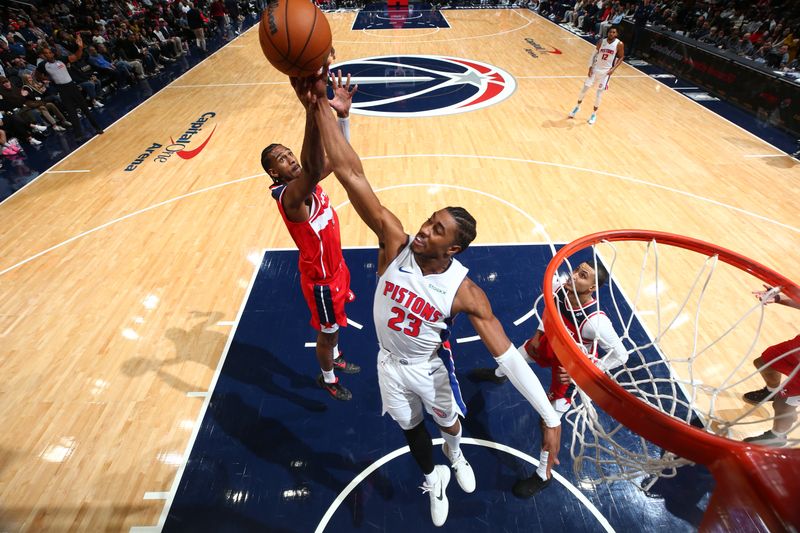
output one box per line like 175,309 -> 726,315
536,234 -> 800,490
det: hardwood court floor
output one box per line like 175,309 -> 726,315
0,8 -> 798,531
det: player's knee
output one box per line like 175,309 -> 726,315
317,330 -> 337,349
753,356 -> 764,369
437,418 -> 460,435
398,414 -> 425,432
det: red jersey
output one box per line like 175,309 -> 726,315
271,183 -> 345,282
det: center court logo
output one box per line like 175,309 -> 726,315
124,112 -> 217,171
332,55 -> 516,117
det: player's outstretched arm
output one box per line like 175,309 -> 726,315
454,277 -> 562,477
321,69 -> 358,177
310,84 -> 406,250
278,78 -> 326,214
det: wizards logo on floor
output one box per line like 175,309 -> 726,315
124,112 -> 217,172
332,56 -> 516,117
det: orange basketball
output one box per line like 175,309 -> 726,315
259,0 -> 332,77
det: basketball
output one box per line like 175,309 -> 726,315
259,0 -> 332,77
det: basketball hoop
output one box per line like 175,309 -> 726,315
543,230 -> 800,532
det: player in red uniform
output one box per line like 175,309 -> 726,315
743,285 -> 800,447
471,260 -> 629,496
260,70 -> 360,401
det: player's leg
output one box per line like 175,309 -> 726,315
379,355 -> 450,526
329,263 -> 360,374
315,328 -> 352,400
426,354 -> 475,494
588,72 -> 608,125
569,77 -> 593,118
743,335 -> 800,403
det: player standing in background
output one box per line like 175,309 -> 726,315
294,71 -> 562,527
260,69 -> 361,401
568,26 -> 624,125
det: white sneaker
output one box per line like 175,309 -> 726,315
421,465 -> 450,527
443,443 -> 475,493
568,105 -> 579,118
32,124 -> 48,132
53,125 -> 66,132
588,113 -> 597,125
93,100 -> 105,108
28,137 -> 42,145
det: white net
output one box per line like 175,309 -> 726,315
539,237 -> 800,488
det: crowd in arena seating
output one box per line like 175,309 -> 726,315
0,0 -> 253,156
528,0 -> 800,73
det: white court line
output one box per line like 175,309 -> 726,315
455,334 -> 481,343
743,154 -> 793,158
314,437 -> 615,533
513,306 -> 537,326
305,342 -> 317,348
186,391 -> 208,398
143,492 -> 169,500
351,156 -> 800,234
47,169 -> 91,173
0,24 -> 257,210
5,152 -> 798,279
215,320 -> 235,326
131,250 -> 263,533
346,318 -> 364,329
0,172 -> 264,277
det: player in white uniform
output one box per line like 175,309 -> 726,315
568,27 -> 624,125
471,260 -> 629,496
294,73 -> 562,528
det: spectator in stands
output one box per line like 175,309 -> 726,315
0,75 -> 68,132
209,0 -> 228,41
628,0 -> 653,59
87,45 -> 135,85
599,6 -> 623,38
224,0 -> 242,36
187,2 -> 207,52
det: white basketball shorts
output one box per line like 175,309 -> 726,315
377,348 -> 465,430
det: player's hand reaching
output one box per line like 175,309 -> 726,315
291,71 -> 328,108
541,422 -> 562,478
328,69 -> 358,118
754,284 -> 783,305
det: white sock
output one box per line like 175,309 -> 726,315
424,468 -> 438,486
595,87 -> 604,107
441,426 -> 462,459
537,450 -> 549,480
767,385 -> 779,392
333,344 -> 340,359
322,368 -> 336,383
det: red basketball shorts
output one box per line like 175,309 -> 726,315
761,334 -> 800,398
300,263 -> 351,333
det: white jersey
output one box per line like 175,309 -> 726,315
374,239 -> 468,361
594,38 -> 620,71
